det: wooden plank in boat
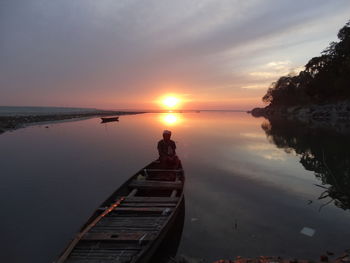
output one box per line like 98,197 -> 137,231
112,207 -> 173,213
96,216 -> 167,222
120,202 -> 176,207
68,255 -> 133,262
74,243 -> 143,250
69,252 -> 134,262
98,202 -> 176,211
82,232 -> 157,242
95,219 -> 163,227
71,251 -> 139,257
93,219 -> 164,230
123,196 -> 179,203
71,249 -> 138,256
128,180 -> 182,190
90,226 -> 162,232
91,226 -> 163,232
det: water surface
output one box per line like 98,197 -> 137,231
0,112 -> 349,262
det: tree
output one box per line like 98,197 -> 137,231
262,20 -> 350,107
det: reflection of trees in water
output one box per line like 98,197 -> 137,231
262,119 -> 350,210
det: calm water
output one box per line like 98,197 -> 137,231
0,112 -> 349,262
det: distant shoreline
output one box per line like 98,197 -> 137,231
0,109 -> 144,134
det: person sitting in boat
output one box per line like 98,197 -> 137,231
158,130 -> 180,168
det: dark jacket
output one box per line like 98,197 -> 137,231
158,139 -> 176,157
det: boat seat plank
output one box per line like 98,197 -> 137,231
74,243 -> 143,250
97,216 -> 167,222
82,232 -> 157,242
110,207 -> 173,213
98,202 -> 176,211
95,220 -> 163,227
122,197 -> 179,203
67,257 -> 132,263
90,227 -> 162,233
120,202 -> 176,207
67,255 -> 133,263
70,250 -> 137,256
128,180 -> 182,190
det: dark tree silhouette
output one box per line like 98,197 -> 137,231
262,20 -> 350,107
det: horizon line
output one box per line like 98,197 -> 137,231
0,105 -> 250,112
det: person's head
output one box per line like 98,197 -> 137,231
163,130 -> 171,141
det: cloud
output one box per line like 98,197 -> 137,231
248,61 -> 305,85
241,84 -> 267,90
1,0 -> 350,108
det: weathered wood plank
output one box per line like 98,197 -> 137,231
99,203 -> 176,210
96,220 -> 162,226
127,188 -> 138,197
74,244 -> 142,250
82,232 -> 156,242
128,180 -> 182,190
95,221 -> 163,228
90,228 -> 160,233
170,189 -> 177,198
111,207 -> 173,213
68,255 -> 133,262
71,250 -> 138,256
97,216 -> 166,222
122,196 -> 179,203
120,202 -> 176,207
106,213 -> 167,218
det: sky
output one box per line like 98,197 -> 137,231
1,0 -> 350,110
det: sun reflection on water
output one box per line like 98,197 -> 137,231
160,113 -> 182,126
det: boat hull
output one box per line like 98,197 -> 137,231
101,116 -> 119,123
56,160 -> 185,263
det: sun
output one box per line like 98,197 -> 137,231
162,96 -> 179,108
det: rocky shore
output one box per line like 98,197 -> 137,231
249,101 -> 350,134
170,252 -> 350,263
251,101 -> 350,123
0,110 -> 144,134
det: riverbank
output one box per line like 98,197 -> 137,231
250,100 -> 350,127
0,108 -> 144,134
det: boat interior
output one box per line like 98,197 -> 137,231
58,161 -> 184,263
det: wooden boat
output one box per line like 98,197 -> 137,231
101,116 -> 119,123
56,160 -> 185,263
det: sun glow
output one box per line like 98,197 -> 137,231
162,96 -> 180,108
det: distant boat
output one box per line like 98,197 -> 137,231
56,160 -> 185,263
101,116 -> 119,123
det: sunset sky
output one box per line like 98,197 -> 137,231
1,0 -> 350,110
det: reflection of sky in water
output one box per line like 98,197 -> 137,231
0,112 -> 349,262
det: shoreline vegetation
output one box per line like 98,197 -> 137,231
250,20 -> 350,126
0,108 -> 144,134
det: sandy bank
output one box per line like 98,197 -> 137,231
0,110 -> 144,134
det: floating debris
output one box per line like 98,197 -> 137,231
300,227 -> 315,237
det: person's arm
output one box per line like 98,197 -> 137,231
158,141 -> 167,157
171,140 -> 177,155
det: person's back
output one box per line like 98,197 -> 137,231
158,138 -> 176,157
157,130 -> 179,168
